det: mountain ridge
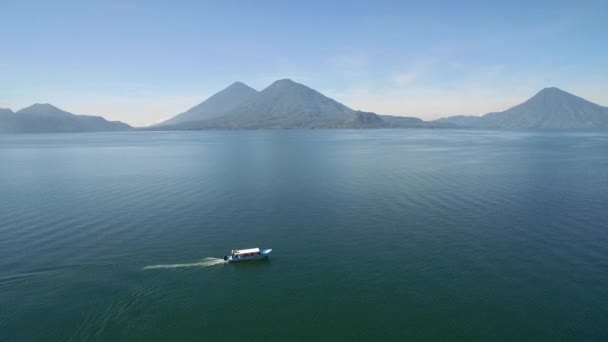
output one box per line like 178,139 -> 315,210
150,79 -> 452,130
5,84 -> 608,133
156,82 -> 258,127
0,104 -> 132,133
438,87 -> 608,129
154,79 -> 385,129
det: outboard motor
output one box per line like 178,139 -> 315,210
223,255 -> 228,261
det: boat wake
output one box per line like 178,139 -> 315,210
142,257 -> 225,270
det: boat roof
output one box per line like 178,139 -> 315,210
234,248 -> 259,254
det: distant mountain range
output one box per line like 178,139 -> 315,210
153,79 -> 452,130
154,81 -> 608,131
2,82 -> 607,133
438,87 -> 608,129
0,104 -> 131,133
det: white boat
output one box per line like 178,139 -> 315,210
223,248 -> 272,263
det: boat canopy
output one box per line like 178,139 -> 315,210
233,248 -> 260,255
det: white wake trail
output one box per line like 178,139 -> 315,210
142,257 -> 225,270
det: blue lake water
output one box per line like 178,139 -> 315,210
1,130 -> 607,340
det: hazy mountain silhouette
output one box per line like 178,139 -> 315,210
0,104 -> 131,133
435,115 -> 482,128
7,85 -> 602,133
439,88 -> 608,129
0,107 -> 14,118
152,79 -> 454,130
157,79 -> 389,129
156,82 -> 258,127
381,115 -> 457,128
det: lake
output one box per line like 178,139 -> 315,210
1,130 -> 607,340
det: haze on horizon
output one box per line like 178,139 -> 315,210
1,0 -> 607,127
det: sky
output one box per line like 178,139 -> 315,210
1,0 -> 607,126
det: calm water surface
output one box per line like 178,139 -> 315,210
1,130 -> 607,341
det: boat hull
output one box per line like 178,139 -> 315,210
224,249 -> 272,263
226,254 -> 268,263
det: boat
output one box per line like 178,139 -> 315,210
223,248 -> 272,263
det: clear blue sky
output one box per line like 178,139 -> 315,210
1,0 -> 607,126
